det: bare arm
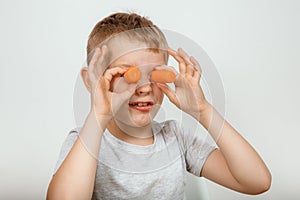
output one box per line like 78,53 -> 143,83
158,47 -> 271,195
199,103 -> 271,194
47,46 -> 134,199
46,113 -> 108,200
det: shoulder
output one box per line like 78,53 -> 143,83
69,127 -> 81,135
59,127 -> 82,149
52,127 -> 82,174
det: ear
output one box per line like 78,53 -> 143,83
81,67 -> 92,93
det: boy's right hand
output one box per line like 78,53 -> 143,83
84,46 -> 136,121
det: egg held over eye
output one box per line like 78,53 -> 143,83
123,67 -> 176,84
123,66 -> 142,83
151,70 -> 176,83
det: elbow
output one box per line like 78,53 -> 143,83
257,170 -> 272,194
252,180 -> 271,195
257,174 -> 272,194
47,179 -> 91,200
46,184 -> 54,200
46,179 -> 70,200
46,181 -> 60,200
47,186 -> 73,200
46,187 -> 72,200
246,172 -> 272,195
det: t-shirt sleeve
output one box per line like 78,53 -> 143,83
53,128 -> 80,175
172,120 -> 217,177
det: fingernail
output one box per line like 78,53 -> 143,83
156,83 -> 165,87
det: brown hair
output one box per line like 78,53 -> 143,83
86,12 -> 168,65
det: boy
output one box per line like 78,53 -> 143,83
47,12 -> 271,199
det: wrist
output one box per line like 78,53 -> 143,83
87,111 -> 111,132
192,101 -> 213,123
198,100 -> 212,114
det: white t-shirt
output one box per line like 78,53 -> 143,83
54,120 -> 217,200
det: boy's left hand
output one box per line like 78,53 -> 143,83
157,48 -> 209,120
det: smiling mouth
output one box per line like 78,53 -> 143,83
129,102 -> 153,107
129,102 -> 154,111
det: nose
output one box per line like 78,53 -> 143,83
136,83 -> 152,95
135,70 -> 152,95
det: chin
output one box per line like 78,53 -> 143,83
131,115 -> 152,127
131,105 -> 161,127
115,111 -> 154,128
114,104 -> 161,128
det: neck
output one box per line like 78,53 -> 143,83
107,119 -> 154,146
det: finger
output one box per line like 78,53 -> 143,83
167,48 -> 186,74
156,83 -> 178,105
173,74 -> 188,89
190,56 -> 202,74
178,48 -> 193,65
89,47 -> 102,74
193,70 -> 201,82
87,48 -> 102,82
190,56 -> 202,82
178,48 -> 194,76
96,45 -> 108,75
103,67 -> 127,82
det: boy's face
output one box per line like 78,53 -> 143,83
107,48 -> 166,129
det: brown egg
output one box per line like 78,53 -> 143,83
151,70 -> 176,83
124,66 -> 142,83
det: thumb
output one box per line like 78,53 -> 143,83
156,83 -> 177,105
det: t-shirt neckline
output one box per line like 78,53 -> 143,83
104,123 -> 160,151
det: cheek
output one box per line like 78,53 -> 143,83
153,86 -> 164,104
110,77 -> 129,92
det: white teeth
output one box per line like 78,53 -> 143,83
137,103 -> 148,106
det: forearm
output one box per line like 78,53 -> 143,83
198,103 -> 271,190
47,112 -> 110,200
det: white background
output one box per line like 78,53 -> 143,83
1,0 -> 299,199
